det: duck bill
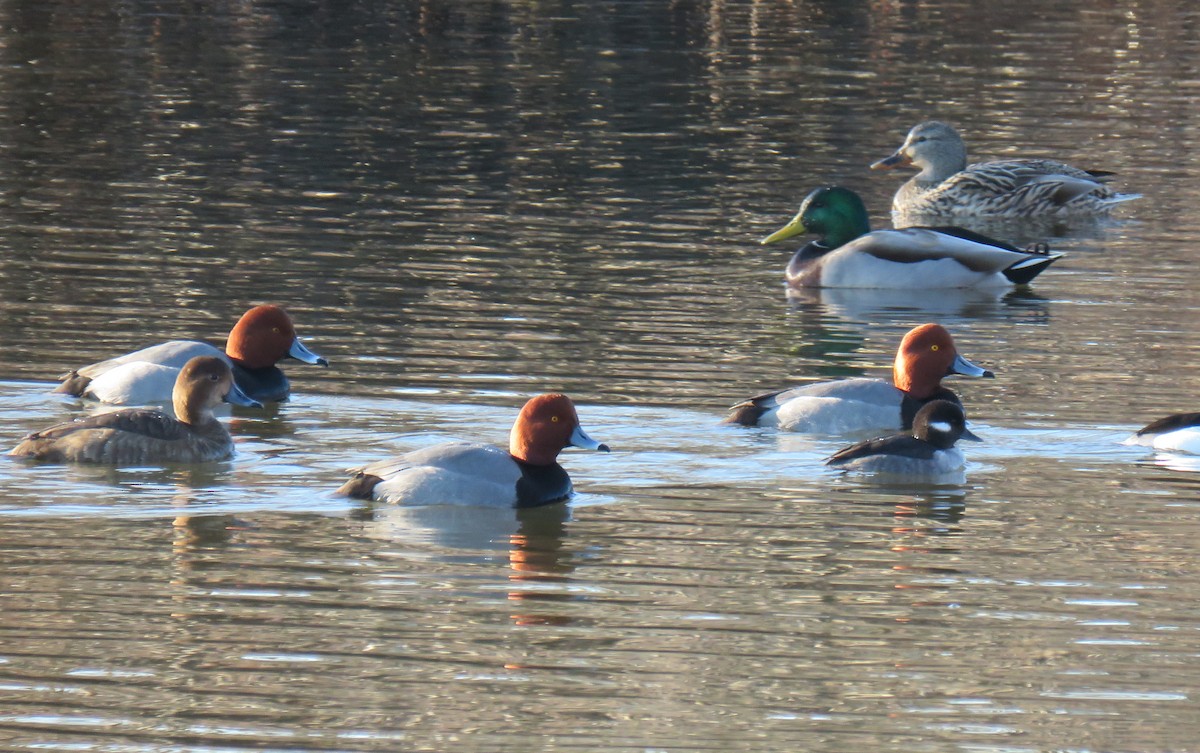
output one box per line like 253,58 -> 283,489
961,426 -> 984,442
570,424 -> 610,453
948,353 -> 994,378
288,338 -> 329,366
761,213 -> 807,245
869,151 -> 912,170
225,381 -> 264,408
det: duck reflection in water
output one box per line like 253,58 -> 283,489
787,285 -> 1052,326
355,499 -> 578,627
172,514 -> 249,549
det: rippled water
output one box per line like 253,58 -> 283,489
3,1 -> 1200,751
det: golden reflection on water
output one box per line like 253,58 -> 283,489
1,0 -> 1200,751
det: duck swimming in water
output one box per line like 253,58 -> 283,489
826,399 -> 981,477
761,186 -> 1062,289
337,393 -> 610,507
12,356 -> 260,464
725,323 -> 992,435
54,305 -> 327,405
870,120 -> 1137,222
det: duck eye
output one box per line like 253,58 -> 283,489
916,136 -> 927,143
209,373 -> 220,381
272,327 -> 281,334
930,344 -> 939,351
551,416 -> 559,422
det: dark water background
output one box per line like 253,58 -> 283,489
2,2 -> 1200,751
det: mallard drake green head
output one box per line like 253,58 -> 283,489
757,186 -> 1063,288
762,186 -> 872,249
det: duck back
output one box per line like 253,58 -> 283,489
11,410 -> 234,464
341,441 -> 574,508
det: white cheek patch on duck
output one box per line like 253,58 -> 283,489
928,421 -> 953,434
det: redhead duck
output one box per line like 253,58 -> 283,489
870,121 -> 1138,223
762,187 -> 1062,289
11,356 -> 261,464
826,399 -> 981,476
725,323 -> 992,434
337,393 -> 610,507
54,305 -> 327,405
1124,412 -> 1200,454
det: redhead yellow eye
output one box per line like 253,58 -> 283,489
931,344 -> 939,351
272,327 -> 281,334
551,416 -> 559,422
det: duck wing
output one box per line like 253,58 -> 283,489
352,442 -> 510,478
1135,412 -> 1200,438
928,159 -> 1118,214
340,442 -> 506,499
21,409 -> 190,442
846,229 -> 1062,282
724,379 -> 897,426
827,434 -> 935,466
68,341 -> 224,380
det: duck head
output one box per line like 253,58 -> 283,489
225,305 -> 329,370
761,186 -> 872,249
912,399 -> 982,449
509,393 -> 610,466
174,356 -> 262,424
870,121 -> 968,182
893,323 -> 993,399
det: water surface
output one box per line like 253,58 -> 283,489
2,1 -> 1200,751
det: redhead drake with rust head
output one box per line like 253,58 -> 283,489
826,399 -> 981,477
13,356 -> 261,464
338,394 -> 610,507
54,304 -> 327,405
724,323 -> 992,435
761,186 -> 1062,288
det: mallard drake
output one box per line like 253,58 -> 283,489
871,121 -> 1138,221
761,186 -> 1062,288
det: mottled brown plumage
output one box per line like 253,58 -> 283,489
872,121 -> 1137,223
13,356 -> 253,464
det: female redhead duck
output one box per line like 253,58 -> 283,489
724,323 -> 992,434
1125,412 -> 1200,454
12,356 -> 260,464
54,304 -> 327,405
826,400 -> 982,477
337,393 -> 610,507
761,186 -> 1062,289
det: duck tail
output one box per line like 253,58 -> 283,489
1101,191 -> 1142,206
53,371 -> 92,397
722,401 -> 769,426
336,471 -> 385,499
1003,251 -> 1064,285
